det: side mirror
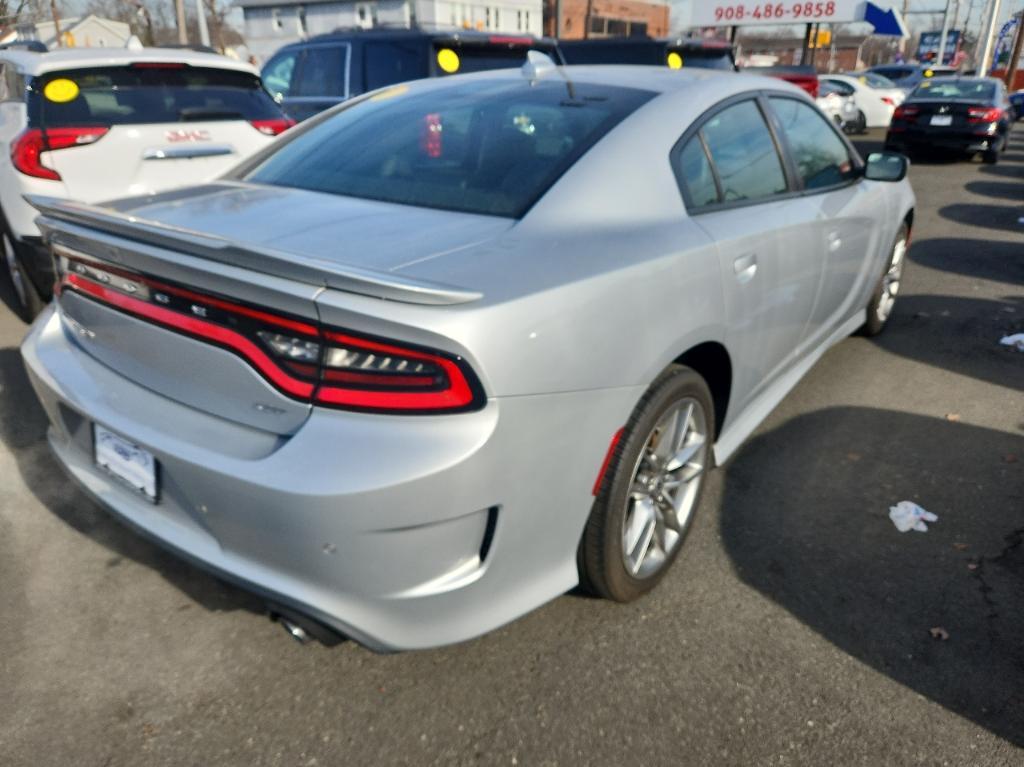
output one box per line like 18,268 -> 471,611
864,151 -> 909,182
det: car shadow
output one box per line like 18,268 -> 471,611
908,237 -> 1024,285
0,345 -> 267,618
979,164 -> 1024,179
720,406 -> 1024,746
939,203 -> 1024,234
964,180 -> 1024,202
875,292 -> 1024,391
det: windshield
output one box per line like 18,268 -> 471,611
912,79 -> 996,100
244,79 -> 654,218
29,65 -> 282,127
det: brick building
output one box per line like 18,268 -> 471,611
736,34 -> 870,72
543,0 -> 669,41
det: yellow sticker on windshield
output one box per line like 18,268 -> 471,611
924,69 -> 934,78
43,78 -> 79,103
437,48 -> 460,74
667,52 -> 683,70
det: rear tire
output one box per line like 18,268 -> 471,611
982,147 -> 1000,164
861,222 -> 909,337
579,365 -> 714,602
1,220 -> 44,323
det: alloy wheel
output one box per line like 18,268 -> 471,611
876,235 -> 907,323
621,397 -> 708,579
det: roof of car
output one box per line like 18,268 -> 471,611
290,27 -> 556,46
0,46 -> 256,76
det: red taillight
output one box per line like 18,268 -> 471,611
249,117 -> 295,136
11,127 -> 109,180
59,255 -> 483,414
892,105 -> 919,122
881,96 -> 896,106
420,113 -> 442,158
967,106 -> 1002,123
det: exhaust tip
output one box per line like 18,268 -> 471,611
267,603 -> 346,647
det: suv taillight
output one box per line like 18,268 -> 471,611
11,127 -> 109,181
58,254 -> 484,414
967,106 -> 1002,123
249,117 -> 295,136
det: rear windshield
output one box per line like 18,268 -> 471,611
562,43 -> 734,70
29,65 -> 283,127
912,79 -> 996,100
871,67 -> 914,82
244,78 -> 653,218
432,44 -> 552,76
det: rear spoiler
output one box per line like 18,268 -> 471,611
27,195 -> 482,306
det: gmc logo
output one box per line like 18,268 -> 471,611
166,129 -> 211,143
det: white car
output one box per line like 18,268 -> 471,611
0,46 -> 293,320
822,73 -> 906,130
816,83 -> 859,132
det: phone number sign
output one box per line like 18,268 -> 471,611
693,0 -> 863,26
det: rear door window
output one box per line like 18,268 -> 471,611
364,40 -> 426,91
292,45 -> 348,97
675,137 -> 719,209
699,100 -> 788,204
29,66 -> 284,127
769,97 -> 855,191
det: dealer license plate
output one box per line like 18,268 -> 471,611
930,115 -> 953,126
94,425 -> 158,501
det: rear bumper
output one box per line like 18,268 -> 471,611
885,128 -> 1002,153
21,305 -> 643,651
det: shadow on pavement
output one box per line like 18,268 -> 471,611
720,406 -> 1024,746
964,180 -> 1024,202
979,164 -> 1024,179
939,203 -> 1024,234
909,237 -> 1024,285
876,292 -> 1024,391
0,346 -> 266,617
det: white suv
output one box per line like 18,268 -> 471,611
0,46 -> 293,320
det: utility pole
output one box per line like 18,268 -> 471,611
195,0 -> 210,46
555,0 -> 562,38
49,0 -> 62,47
977,0 -> 1002,76
1005,11 -> 1023,87
174,0 -> 188,45
937,0 -> 953,65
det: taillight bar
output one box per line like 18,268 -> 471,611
58,254 -> 484,414
250,117 -> 295,136
967,106 -> 1002,124
11,127 -> 109,181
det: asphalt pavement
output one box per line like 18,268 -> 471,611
0,127 -> 1021,766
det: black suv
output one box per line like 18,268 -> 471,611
558,37 -> 736,72
262,28 -> 561,121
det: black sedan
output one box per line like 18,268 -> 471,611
885,77 -> 1011,164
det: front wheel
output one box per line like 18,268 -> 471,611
579,365 -> 714,602
861,222 -> 909,337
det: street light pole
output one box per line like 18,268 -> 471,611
174,0 -> 188,45
1005,11 -> 1023,88
937,0 -> 952,65
977,0 -> 1002,76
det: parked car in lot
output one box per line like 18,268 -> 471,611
885,76 -> 1011,163
867,63 -> 957,94
261,27 -> 561,122
742,64 -> 818,97
1009,89 -> 1023,120
559,37 -> 736,71
821,73 -> 904,129
22,60 -> 915,651
0,46 -> 293,321
816,79 -> 860,131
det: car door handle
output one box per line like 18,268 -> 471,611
733,254 -> 757,283
827,231 -> 843,252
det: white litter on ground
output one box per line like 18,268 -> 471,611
1000,334 -> 1024,351
889,501 -> 938,533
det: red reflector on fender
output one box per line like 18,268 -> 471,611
593,428 -> 625,496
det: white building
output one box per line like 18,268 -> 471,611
1,15 -> 132,49
237,0 -> 543,60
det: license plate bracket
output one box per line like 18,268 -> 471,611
94,425 -> 159,501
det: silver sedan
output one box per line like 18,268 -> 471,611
21,61 -> 915,651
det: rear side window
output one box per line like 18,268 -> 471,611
672,49 -> 735,71
244,79 -> 654,217
872,67 -> 913,82
769,97 -> 855,191
676,137 -> 719,208
699,100 -> 787,203
364,41 -> 426,91
263,50 -> 298,99
291,46 -> 347,97
29,66 -> 283,127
